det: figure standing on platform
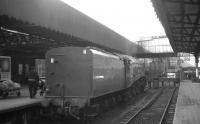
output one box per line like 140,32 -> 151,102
27,66 -> 39,98
188,73 -> 191,80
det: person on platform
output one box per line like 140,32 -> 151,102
27,67 -> 39,98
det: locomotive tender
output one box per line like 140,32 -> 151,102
46,46 -> 146,119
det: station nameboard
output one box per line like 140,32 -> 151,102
0,56 -> 11,80
35,59 -> 45,78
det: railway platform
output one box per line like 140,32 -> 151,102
0,97 -> 48,114
0,85 -> 49,114
173,80 -> 200,124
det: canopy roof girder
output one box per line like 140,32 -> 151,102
0,0 -> 138,55
152,0 -> 200,54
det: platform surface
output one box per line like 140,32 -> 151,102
173,80 -> 200,124
0,97 -> 48,114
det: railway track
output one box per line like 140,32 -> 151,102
118,87 -> 178,124
159,87 -> 178,124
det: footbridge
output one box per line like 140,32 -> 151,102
135,36 -> 176,58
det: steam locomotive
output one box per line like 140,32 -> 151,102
45,46 -> 146,119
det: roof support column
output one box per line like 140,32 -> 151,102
194,53 -> 199,79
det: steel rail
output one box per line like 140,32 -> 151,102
158,87 -> 177,124
119,88 -> 164,124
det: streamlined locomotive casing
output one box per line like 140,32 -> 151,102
46,47 -> 125,109
91,49 -> 125,97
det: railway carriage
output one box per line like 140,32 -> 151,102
45,46 -> 146,119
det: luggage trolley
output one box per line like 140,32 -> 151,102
0,80 -> 21,98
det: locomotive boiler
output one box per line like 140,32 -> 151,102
45,46 -> 146,119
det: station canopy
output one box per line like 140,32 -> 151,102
0,0 -> 140,55
152,0 -> 200,54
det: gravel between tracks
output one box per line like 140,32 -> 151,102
93,88 -> 161,124
129,88 -> 174,124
